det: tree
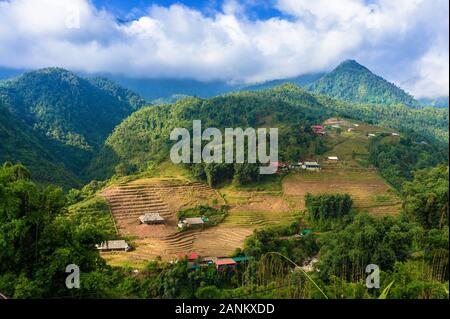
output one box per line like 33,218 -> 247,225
402,165 -> 449,229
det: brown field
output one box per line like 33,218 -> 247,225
282,169 -> 401,215
100,178 -> 260,266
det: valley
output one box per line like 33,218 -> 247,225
1,59 -> 448,300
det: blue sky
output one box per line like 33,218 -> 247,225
0,0 -> 448,98
92,0 -> 283,20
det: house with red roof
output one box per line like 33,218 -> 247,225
311,125 -> 325,135
214,258 -> 237,270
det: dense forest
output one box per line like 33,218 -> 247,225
0,68 -> 147,187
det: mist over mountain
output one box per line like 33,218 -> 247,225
418,96 -> 449,108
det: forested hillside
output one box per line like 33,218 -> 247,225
0,68 -> 146,150
0,102 -> 81,188
89,84 -> 448,186
0,68 -> 147,187
308,60 -> 419,107
88,92 -> 329,182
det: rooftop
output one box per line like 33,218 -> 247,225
96,240 -> 129,250
215,258 -> 237,266
183,217 -> 205,225
304,161 -> 320,166
139,213 -> 164,223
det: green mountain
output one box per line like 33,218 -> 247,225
89,84 -> 448,181
0,68 -> 146,150
0,68 -> 147,187
0,101 -> 81,188
307,60 -> 419,107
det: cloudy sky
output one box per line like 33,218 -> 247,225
0,0 -> 448,98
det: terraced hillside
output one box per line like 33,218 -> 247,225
101,184 -> 173,237
100,178 -> 241,266
100,119 -> 403,267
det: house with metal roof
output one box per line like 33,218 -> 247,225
138,213 -> 165,225
214,258 -> 237,270
302,161 -> 321,171
96,240 -> 131,252
178,217 -> 205,229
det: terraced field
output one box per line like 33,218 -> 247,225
100,119 -> 402,267
100,178 -> 246,265
101,184 -> 173,237
282,169 -> 401,215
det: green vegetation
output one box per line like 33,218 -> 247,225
305,193 -> 353,221
89,92 -> 325,183
1,64 -> 448,299
67,196 -> 117,238
0,163 -> 108,298
0,103 -> 82,189
308,60 -> 418,107
0,68 -> 146,188
1,159 -> 448,299
89,83 -> 448,188
369,135 -> 448,189
402,165 -> 449,229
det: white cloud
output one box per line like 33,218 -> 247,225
0,0 -> 448,98
403,46 -> 449,99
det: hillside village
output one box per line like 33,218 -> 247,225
91,117 -> 403,270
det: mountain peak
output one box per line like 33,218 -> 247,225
308,60 -> 418,107
336,59 -> 369,72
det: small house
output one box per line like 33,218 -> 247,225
327,156 -> 339,162
187,252 -> 200,261
96,240 -> 131,252
178,217 -> 205,229
392,133 -> 399,136
138,213 -> 165,225
347,128 -> 355,132
311,125 -> 325,135
368,133 -> 376,138
302,161 -> 321,171
215,258 -> 237,270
